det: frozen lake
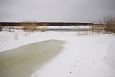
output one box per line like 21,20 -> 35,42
0,31 -> 115,77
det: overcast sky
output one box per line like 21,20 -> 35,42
0,0 -> 115,22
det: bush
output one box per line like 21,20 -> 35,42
21,22 -> 37,32
103,17 -> 115,33
0,26 -> 3,31
37,23 -> 48,32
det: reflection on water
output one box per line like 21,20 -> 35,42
0,40 -> 65,77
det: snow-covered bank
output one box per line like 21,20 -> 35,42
32,34 -> 115,77
104,38 -> 115,72
0,31 -> 115,77
0,31 -> 113,52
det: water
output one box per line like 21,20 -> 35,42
0,40 -> 64,77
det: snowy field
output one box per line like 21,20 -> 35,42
0,30 -> 115,77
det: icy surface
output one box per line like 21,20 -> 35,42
0,31 -> 115,77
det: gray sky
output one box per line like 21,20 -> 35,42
0,0 -> 115,22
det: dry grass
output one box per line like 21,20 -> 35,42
37,23 -> 48,32
0,26 -> 3,31
20,22 -> 37,32
103,17 -> 115,33
91,17 -> 115,33
20,22 -> 48,32
91,25 -> 105,33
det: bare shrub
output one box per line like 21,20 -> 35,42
38,23 -> 48,32
91,24 -> 105,33
20,22 -> 48,32
42,24 -> 48,32
21,22 -> 37,32
92,17 -> 115,33
0,26 -> 3,31
103,17 -> 115,33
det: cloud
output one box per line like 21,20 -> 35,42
0,0 -> 115,22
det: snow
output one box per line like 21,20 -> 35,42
31,34 -> 115,77
0,30 -> 115,77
